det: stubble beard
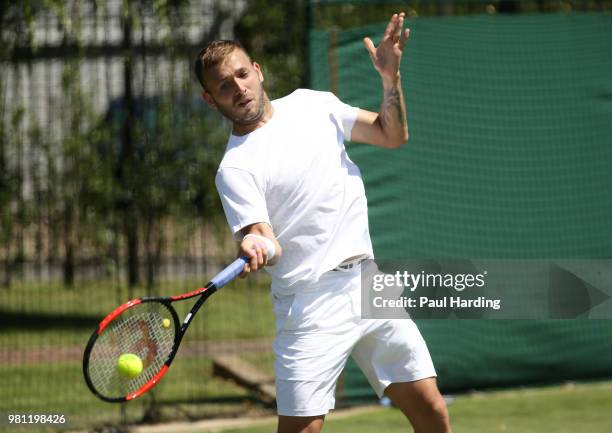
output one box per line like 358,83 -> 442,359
218,82 -> 268,128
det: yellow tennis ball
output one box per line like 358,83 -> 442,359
162,318 -> 170,328
116,353 -> 143,379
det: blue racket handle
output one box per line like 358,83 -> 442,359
210,256 -> 248,289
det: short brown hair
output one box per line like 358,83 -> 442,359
194,40 -> 248,91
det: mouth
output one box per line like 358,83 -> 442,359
236,98 -> 253,108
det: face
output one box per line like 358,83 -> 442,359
202,49 -> 267,129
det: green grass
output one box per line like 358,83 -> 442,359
0,274 -> 276,433
1,274 -> 273,325
0,274 -> 275,349
4,277 -> 612,433
208,381 -> 612,433
0,354 -> 254,433
241,352 -> 275,377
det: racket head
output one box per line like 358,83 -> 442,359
83,299 -> 180,402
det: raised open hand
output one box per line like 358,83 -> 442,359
363,13 -> 410,82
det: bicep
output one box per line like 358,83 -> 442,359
215,168 -> 271,240
350,109 -> 394,148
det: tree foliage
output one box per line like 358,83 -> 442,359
0,0 -> 232,288
235,0 -> 308,98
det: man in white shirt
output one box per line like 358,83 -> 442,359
195,12 -> 452,433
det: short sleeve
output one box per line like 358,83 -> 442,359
326,92 -> 360,141
215,167 -> 271,240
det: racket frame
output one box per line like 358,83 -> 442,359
83,257 -> 246,403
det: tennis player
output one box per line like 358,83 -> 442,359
195,12 -> 452,433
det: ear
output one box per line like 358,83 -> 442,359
202,91 -> 217,110
253,62 -> 264,83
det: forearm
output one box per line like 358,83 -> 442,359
377,73 -> 408,147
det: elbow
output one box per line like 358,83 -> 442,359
385,132 -> 408,149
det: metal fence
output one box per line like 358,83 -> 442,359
0,1 -> 279,431
1,0 -> 251,288
3,0 -> 612,431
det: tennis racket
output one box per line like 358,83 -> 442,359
83,256 -> 247,403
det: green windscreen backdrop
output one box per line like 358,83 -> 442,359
310,13 -> 612,397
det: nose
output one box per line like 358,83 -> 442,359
233,78 -> 247,95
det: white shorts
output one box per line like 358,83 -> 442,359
272,267 -> 436,417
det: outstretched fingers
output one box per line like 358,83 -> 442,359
399,28 -> 410,51
393,13 -> 405,41
364,12 -> 411,73
384,13 -> 398,40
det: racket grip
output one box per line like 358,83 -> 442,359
210,256 -> 248,289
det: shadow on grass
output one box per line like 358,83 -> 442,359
0,309 -> 100,330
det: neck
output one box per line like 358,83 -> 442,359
232,96 -> 274,136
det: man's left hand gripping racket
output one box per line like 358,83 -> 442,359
83,256 -> 247,403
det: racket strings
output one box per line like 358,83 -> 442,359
87,302 -> 176,399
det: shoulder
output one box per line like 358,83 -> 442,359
216,165 -> 254,183
215,166 -> 265,197
273,89 -> 339,108
218,135 -> 256,172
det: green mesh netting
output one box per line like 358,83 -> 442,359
310,12 -> 612,396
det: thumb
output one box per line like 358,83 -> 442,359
363,37 -> 377,63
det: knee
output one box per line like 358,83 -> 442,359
408,395 -> 450,433
428,395 -> 450,422
414,394 -> 451,432
386,380 -> 452,431
277,415 -> 325,433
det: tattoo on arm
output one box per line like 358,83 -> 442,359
381,86 -> 406,130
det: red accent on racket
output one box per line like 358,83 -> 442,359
83,256 -> 247,403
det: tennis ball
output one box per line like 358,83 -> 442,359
162,318 -> 170,328
116,353 -> 143,379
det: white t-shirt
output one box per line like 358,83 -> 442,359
215,89 -> 374,295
